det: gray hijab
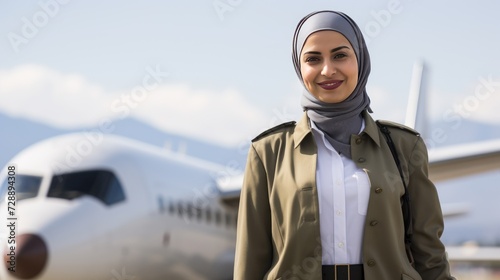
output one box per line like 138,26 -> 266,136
292,10 -> 372,158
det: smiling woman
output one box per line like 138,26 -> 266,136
234,10 -> 456,280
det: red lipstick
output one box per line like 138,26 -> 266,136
317,80 -> 342,90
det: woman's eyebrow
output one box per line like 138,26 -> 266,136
330,46 -> 349,53
303,46 -> 350,56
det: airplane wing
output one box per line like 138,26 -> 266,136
428,138 -> 500,219
428,139 -> 500,182
446,245 -> 500,262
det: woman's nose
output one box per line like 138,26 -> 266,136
321,61 -> 336,77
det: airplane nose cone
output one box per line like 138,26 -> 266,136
4,234 -> 48,279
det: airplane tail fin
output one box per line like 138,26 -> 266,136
405,60 -> 429,137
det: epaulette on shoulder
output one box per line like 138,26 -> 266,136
376,120 -> 420,136
252,121 -> 296,142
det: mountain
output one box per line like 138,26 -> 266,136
0,113 -> 248,171
2,112 -> 500,170
0,113 -> 66,168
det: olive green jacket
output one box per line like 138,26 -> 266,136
234,112 -> 454,280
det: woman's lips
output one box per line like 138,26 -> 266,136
317,80 -> 342,90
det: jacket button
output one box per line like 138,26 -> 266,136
375,188 -> 383,194
370,220 -> 378,226
367,259 -> 376,267
358,157 -> 366,163
355,138 -> 362,144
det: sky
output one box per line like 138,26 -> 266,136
1,0 -> 500,147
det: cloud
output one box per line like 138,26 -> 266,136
130,84 -> 269,146
0,64 -> 268,146
0,64 -> 113,128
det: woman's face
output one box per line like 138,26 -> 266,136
300,30 -> 358,104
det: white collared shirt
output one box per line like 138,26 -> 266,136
310,120 -> 371,265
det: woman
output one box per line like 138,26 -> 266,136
234,10 -> 455,280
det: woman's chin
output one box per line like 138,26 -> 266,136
317,93 -> 349,104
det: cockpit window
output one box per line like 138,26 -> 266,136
0,175 -> 42,201
47,170 -> 125,206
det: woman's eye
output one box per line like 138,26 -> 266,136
333,53 -> 347,59
305,57 -> 320,63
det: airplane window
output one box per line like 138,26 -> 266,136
215,210 -> 222,225
0,175 -> 42,201
47,170 -> 125,206
205,208 -> 212,223
186,202 -> 194,219
195,206 -> 202,221
168,200 -> 175,214
177,201 -> 184,216
157,196 -> 165,213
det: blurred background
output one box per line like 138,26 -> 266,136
1,0 -> 500,279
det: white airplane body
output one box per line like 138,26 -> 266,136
0,134 -> 236,279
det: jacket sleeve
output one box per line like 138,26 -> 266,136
408,137 -> 455,280
233,144 -> 273,280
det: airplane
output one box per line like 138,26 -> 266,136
0,133 -> 238,280
0,62 -> 499,280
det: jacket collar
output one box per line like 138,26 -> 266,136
362,110 -> 381,147
293,110 -> 381,149
294,112 -> 312,149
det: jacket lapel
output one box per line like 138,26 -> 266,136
292,113 -> 319,223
